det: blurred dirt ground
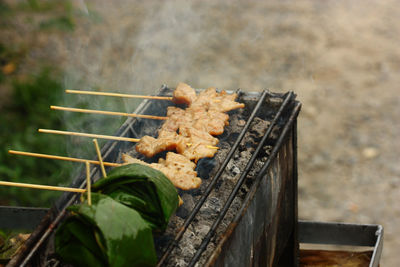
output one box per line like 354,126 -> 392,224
1,0 -> 399,266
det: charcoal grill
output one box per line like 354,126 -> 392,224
0,85 -> 379,267
2,86 -> 300,266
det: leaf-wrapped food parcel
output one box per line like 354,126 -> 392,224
92,163 -> 179,232
55,193 -> 157,267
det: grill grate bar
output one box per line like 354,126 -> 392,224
157,90 -> 269,266
249,102 -> 301,198
205,102 -> 301,266
187,92 -> 294,267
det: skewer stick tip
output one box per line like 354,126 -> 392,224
85,161 -> 92,206
186,144 -> 219,150
0,180 -> 86,193
8,149 -> 121,167
93,139 -> 107,178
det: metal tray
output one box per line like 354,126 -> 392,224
299,220 -> 383,267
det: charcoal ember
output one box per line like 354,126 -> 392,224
250,117 -> 271,136
263,145 -> 272,155
226,160 -> 241,177
180,241 -> 195,256
237,119 -> 246,127
166,215 -> 184,236
227,115 -> 246,134
231,166 -> 240,175
237,117 -> 271,153
271,125 -> 280,139
195,224 -> 210,238
196,158 -> 216,179
199,197 -> 221,220
176,193 -> 196,219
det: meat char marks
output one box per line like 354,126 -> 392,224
136,83 -> 244,161
122,153 -> 201,190
136,121 -> 219,162
172,82 -> 197,105
172,82 -> 245,112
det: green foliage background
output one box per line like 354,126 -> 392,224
0,68 -> 128,207
0,1 -> 125,207
0,69 -> 73,206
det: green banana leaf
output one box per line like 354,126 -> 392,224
92,163 -> 179,232
55,193 -> 157,267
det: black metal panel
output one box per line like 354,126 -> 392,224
299,221 -> 383,267
0,206 -> 49,230
299,221 -> 379,247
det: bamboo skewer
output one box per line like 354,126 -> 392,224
85,161 -> 92,205
93,139 -> 107,178
186,143 -> 219,149
38,129 -> 219,150
0,180 -> 86,193
66,89 -> 174,101
65,89 -> 221,102
39,129 -> 140,142
8,150 -> 121,167
50,105 -> 167,120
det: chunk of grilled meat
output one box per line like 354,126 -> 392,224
190,87 -> 245,113
172,83 -> 245,113
122,153 -> 201,190
172,82 -> 197,105
135,132 -> 181,158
